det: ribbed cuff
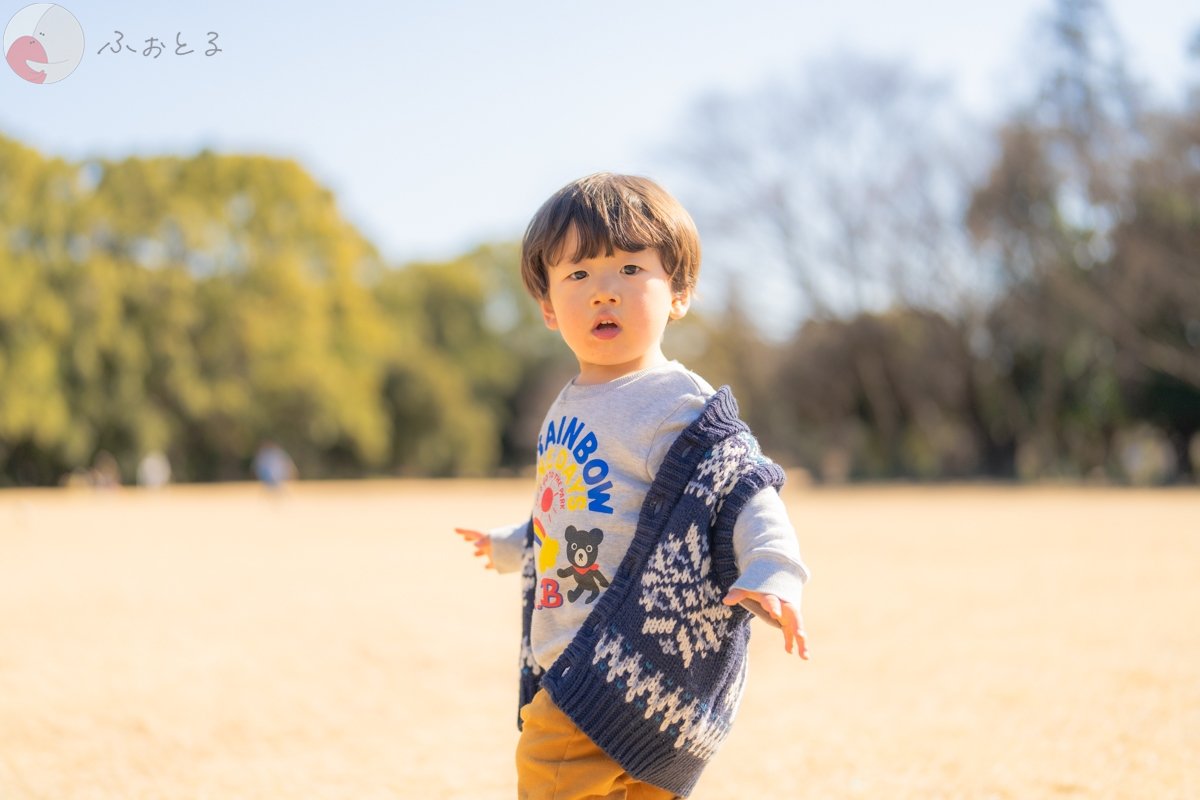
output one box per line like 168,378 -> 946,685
488,520 -> 528,574
731,553 -> 806,607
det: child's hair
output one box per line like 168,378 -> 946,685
520,173 -> 701,300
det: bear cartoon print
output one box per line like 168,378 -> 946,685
557,525 -> 609,604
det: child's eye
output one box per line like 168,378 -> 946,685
568,270 -> 588,281
621,264 -> 641,275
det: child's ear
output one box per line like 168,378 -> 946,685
539,296 -> 559,330
669,289 -> 692,321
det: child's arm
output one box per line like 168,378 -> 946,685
724,488 -> 811,660
454,522 -> 527,573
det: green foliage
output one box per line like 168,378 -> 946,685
0,135 -> 552,484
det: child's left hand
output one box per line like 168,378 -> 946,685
722,588 -> 809,660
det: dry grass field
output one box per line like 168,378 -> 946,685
1,480 -> 1196,799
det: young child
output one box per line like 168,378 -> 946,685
456,173 -> 809,800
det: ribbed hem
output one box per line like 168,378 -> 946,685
544,658 -> 715,797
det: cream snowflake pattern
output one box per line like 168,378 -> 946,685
638,522 -> 734,668
592,630 -> 747,757
682,433 -> 762,525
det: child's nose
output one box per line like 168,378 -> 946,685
591,278 -> 619,305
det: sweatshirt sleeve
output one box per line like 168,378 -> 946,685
487,520 -> 528,574
730,488 -> 810,607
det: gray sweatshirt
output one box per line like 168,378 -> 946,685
490,361 -> 809,671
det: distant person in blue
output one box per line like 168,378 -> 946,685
253,440 -> 296,489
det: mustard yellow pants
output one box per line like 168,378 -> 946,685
516,690 -> 681,800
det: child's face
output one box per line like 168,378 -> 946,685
539,227 -> 690,385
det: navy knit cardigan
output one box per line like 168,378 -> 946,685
516,387 -> 786,797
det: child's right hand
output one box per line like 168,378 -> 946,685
454,528 -> 495,570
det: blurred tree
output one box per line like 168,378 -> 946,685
662,52 -> 988,479
95,152 -> 395,480
373,244 -> 572,475
776,309 -> 983,480
461,244 -> 576,472
374,252 -> 505,476
0,138 -> 82,483
0,137 -> 411,484
968,0 -> 1200,479
1112,61 -> 1200,475
666,51 -> 980,322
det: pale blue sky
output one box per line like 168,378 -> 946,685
2,0 -> 1195,264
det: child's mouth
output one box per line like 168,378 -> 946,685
593,320 -> 620,339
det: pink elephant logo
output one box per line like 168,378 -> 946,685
5,4 -> 84,85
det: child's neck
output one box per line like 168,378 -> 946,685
573,351 -> 670,386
